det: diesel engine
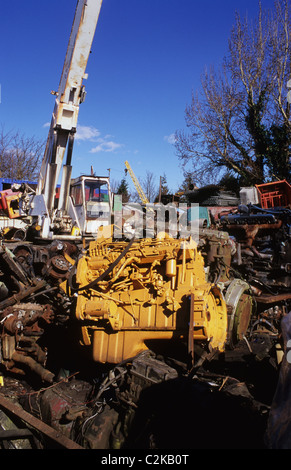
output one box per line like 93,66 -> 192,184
75,234 -> 231,365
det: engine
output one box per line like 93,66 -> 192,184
74,234 -> 230,365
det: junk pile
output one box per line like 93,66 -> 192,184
0,179 -> 289,449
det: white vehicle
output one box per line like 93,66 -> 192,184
2,0 -> 112,241
70,175 -> 112,236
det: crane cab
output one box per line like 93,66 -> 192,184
70,175 -> 112,236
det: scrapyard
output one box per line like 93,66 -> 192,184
0,0 -> 290,452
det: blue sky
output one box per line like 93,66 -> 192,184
0,0 -> 276,195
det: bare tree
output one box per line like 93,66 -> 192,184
0,126 -> 45,181
141,171 -> 158,203
175,0 -> 291,186
109,178 -> 120,194
129,170 -> 158,203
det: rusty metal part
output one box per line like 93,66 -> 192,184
224,221 -> 283,248
0,428 -> 34,441
0,303 -> 54,335
49,240 -> 78,257
224,279 -> 254,348
38,379 -> 92,439
47,254 -> 70,279
12,245 -> 34,275
0,280 -> 46,310
0,245 -> 30,286
1,336 -> 53,382
81,405 -> 119,449
0,394 -> 84,449
32,246 -> 50,269
11,352 -> 54,383
255,293 -> 291,304
0,302 -> 55,382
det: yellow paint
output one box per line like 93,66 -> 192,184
75,236 -> 228,364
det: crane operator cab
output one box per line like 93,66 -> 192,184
70,175 -> 112,236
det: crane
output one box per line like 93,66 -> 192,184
124,160 -> 150,205
1,1 -> 117,241
24,0 -> 111,240
38,0 -> 102,208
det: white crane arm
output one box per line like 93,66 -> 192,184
37,0 -> 103,212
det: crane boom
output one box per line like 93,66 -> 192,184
124,160 -> 150,205
37,0 -> 103,214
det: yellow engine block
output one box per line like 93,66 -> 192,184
75,235 -> 228,364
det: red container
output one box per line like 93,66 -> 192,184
256,180 -> 291,208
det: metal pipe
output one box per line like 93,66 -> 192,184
12,352 -> 55,384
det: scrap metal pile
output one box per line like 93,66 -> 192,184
220,204 -> 291,336
0,240 -> 79,383
0,217 -> 288,449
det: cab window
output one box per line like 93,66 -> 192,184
71,184 -> 83,205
